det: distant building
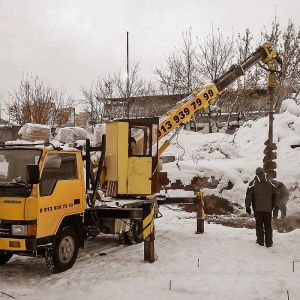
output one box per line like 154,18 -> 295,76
75,111 -> 90,128
103,94 -> 187,119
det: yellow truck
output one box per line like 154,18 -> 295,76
0,137 -> 149,273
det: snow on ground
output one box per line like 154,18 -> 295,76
1,207 -> 299,300
1,99 -> 300,299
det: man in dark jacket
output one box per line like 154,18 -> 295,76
245,167 -> 277,247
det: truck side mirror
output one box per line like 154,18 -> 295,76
26,164 -> 40,184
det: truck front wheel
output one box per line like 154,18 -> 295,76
45,227 -> 79,273
0,250 -> 13,265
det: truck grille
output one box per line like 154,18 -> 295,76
0,222 -> 11,237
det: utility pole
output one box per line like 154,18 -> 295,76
126,31 -> 130,119
0,94 -> 7,124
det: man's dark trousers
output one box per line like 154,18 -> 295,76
254,211 -> 273,246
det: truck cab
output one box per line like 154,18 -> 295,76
0,145 -> 86,272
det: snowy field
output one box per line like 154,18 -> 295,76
1,99 -> 300,299
0,206 -> 299,300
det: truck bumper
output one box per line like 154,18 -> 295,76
0,237 -> 36,251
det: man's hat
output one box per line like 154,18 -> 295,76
256,167 -> 264,175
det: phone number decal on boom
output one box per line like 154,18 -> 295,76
157,88 -> 215,138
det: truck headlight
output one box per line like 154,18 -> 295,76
12,225 -> 27,236
11,224 -> 37,236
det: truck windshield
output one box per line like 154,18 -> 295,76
0,149 -> 42,183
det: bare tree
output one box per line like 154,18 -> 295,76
80,61 -> 150,122
228,28 -> 268,123
95,76 -> 115,120
79,76 -> 115,124
197,27 -> 235,82
114,61 -> 145,98
154,28 -> 202,127
114,60 -> 147,118
177,28 -> 201,93
262,17 -> 300,109
154,53 -> 181,96
7,75 -> 74,126
197,27 -> 235,132
155,28 -> 201,96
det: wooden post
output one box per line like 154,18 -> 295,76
196,192 -> 205,234
143,202 -> 155,263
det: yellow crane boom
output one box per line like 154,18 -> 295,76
158,42 -> 281,156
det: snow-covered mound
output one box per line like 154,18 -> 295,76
163,99 -> 300,215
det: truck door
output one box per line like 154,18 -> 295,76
128,125 -> 153,195
37,152 -> 85,238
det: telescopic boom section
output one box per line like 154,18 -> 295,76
157,42 -> 280,146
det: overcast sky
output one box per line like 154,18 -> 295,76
0,0 -> 299,103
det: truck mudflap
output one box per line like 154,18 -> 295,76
0,237 -> 37,251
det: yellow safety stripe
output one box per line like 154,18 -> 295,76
143,206 -> 155,239
143,218 -> 154,239
143,207 -> 154,229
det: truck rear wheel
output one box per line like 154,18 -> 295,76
0,250 -> 13,265
45,227 -> 79,273
118,232 -> 129,244
118,220 -> 143,245
126,220 -> 144,245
